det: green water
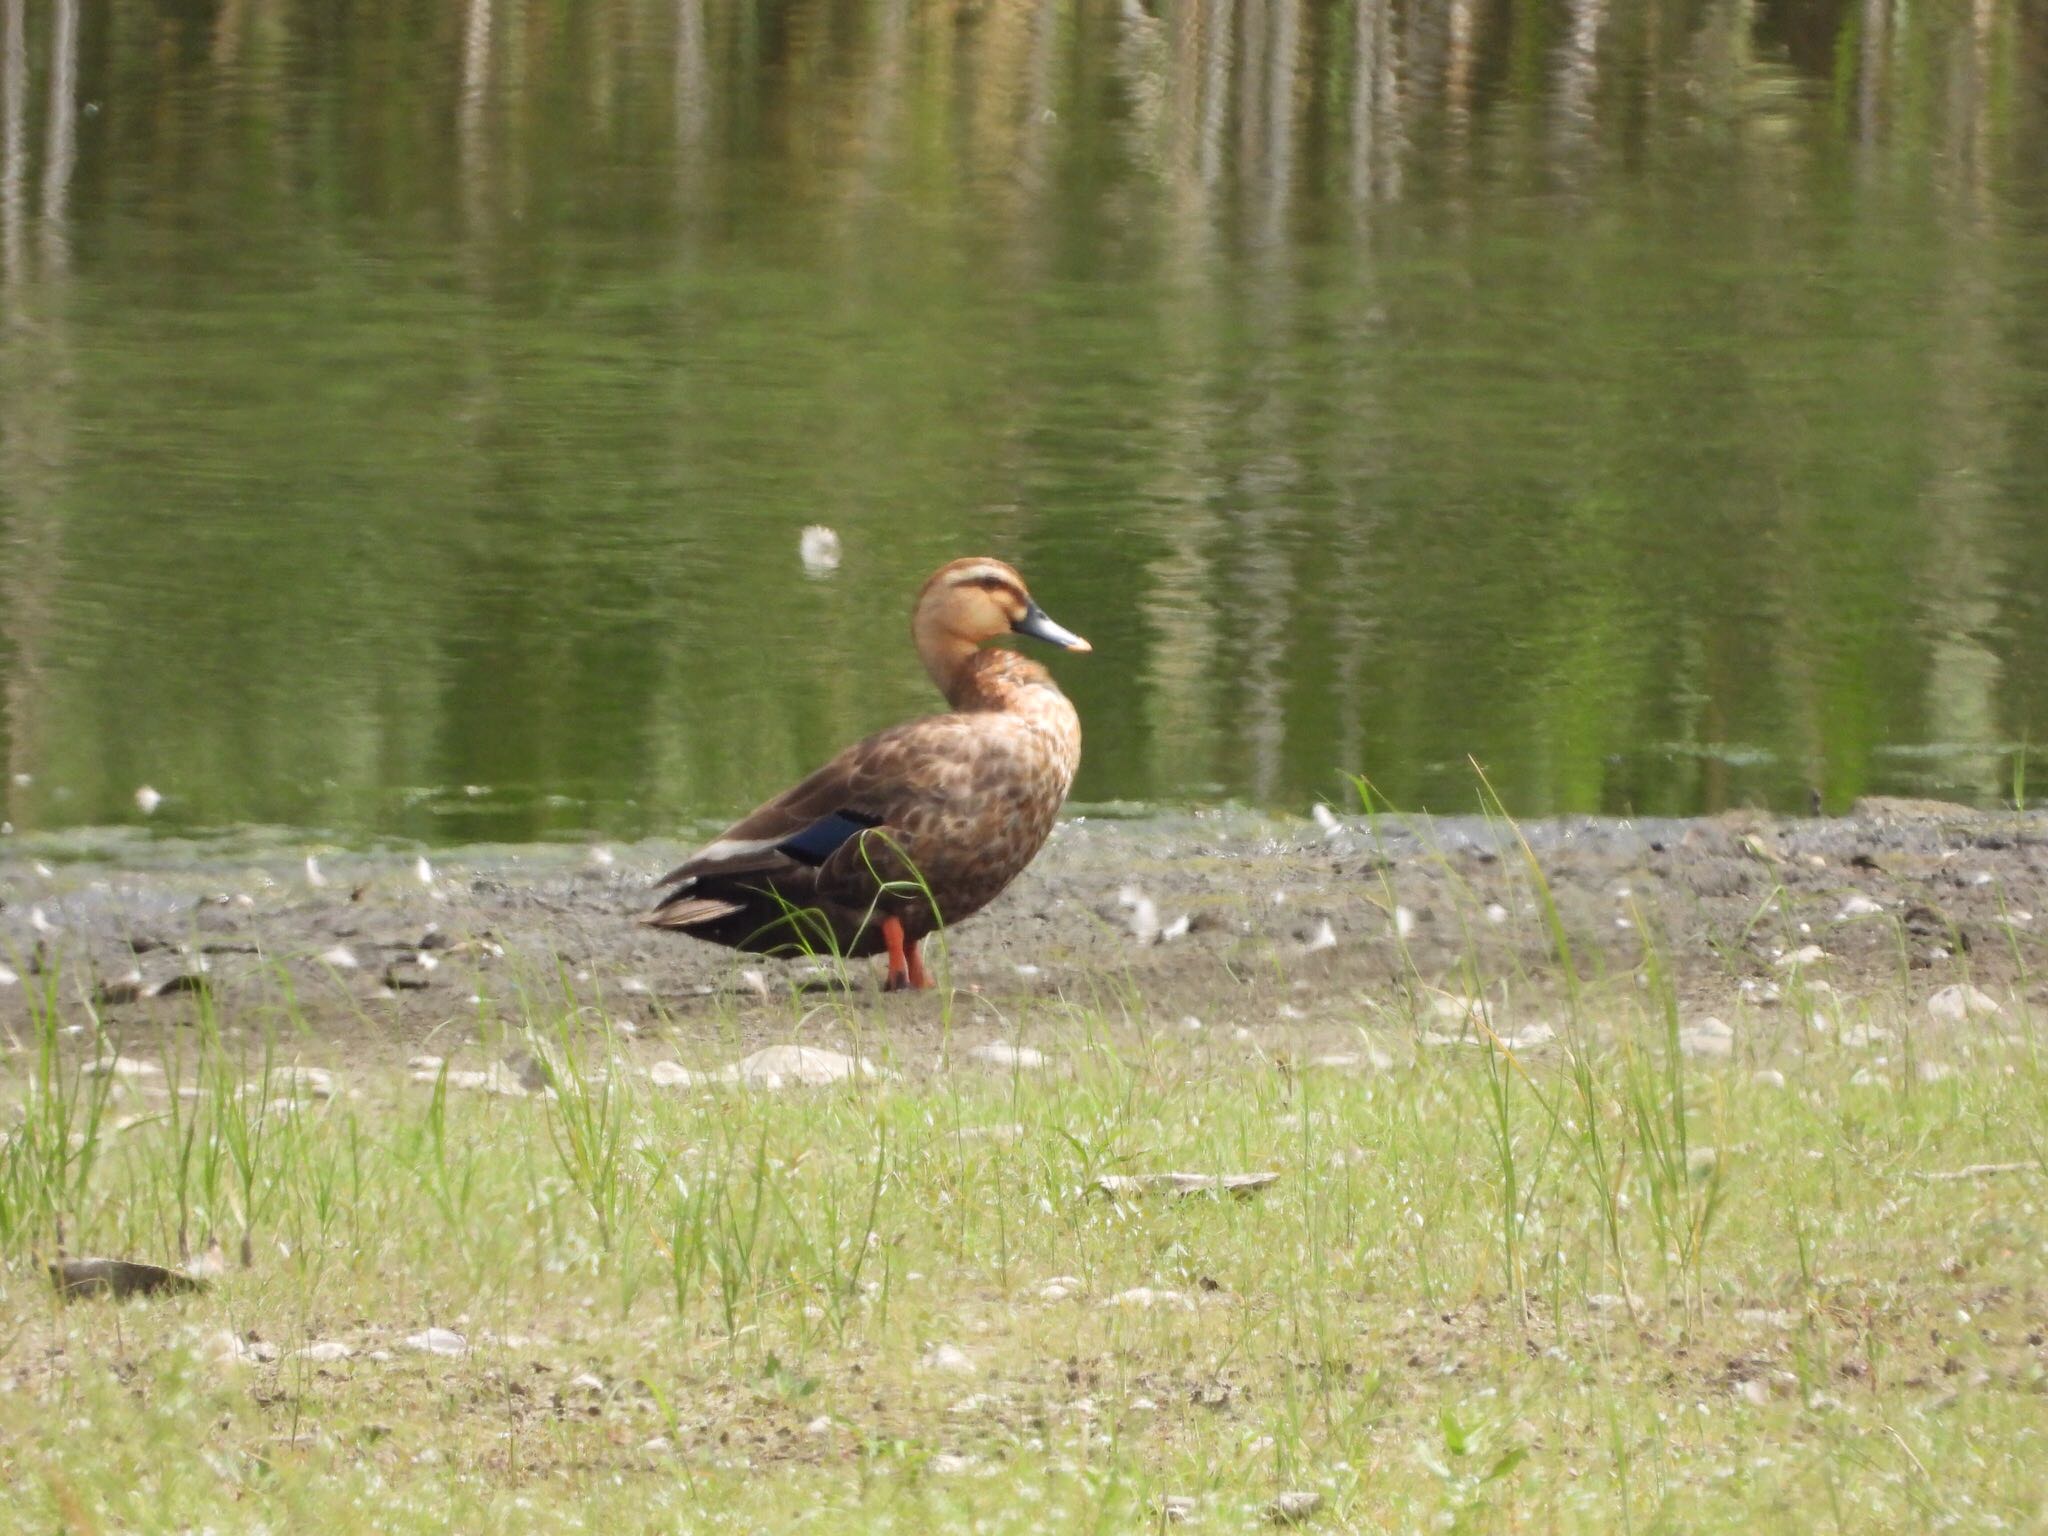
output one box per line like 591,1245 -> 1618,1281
0,0 -> 2044,845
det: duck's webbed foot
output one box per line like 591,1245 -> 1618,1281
879,916 -> 934,992
881,915 -> 911,991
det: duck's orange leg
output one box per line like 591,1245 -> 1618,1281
881,915 -> 912,992
905,939 -> 932,990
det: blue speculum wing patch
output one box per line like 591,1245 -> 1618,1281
776,810 -> 884,867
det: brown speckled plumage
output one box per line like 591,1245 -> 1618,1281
646,559 -> 1088,988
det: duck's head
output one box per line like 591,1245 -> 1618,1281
913,557 -> 1090,692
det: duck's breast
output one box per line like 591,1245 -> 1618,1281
819,710 -> 1075,926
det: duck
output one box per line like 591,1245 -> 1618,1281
647,557 -> 1090,990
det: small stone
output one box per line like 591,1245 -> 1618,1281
1161,1495 -> 1198,1523
928,1453 -> 978,1476
919,1343 -> 976,1376
1926,984 -> 2002,1023
1095,1172 -> 1279,1199
199,1329 -> 249,1366
727,1045 -> 879,1088
383,959 -> 430,992
272,1066 -> 335,1099
414,856 -> 435,886
1485,903 -> 1509,925
1775,945 -> 1828,970
1038,1276 -> 1082,1302
1735,1308 -> 1797,1329
319,946 -> 359,971
87,1055 -> 162,1081
293,1340 -> 353,1363
134,785 -> 162,815
1310,1046 -> 1395,1071
1679,1017 -> 1734,1059
1752,1068 -> 1787,1089
965,1042 -> 1046,1071
401,1328 -> 468,1357
1393,905 -> 1416,939
1735,1378 -> 1770,1407
1835,895 -> 1883,920
649,1061 -> 705,1088
1102,1287 -> 1194,1311
1268,1490 -> 1323,1524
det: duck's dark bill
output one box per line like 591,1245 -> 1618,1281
1012,603 -> 1092,653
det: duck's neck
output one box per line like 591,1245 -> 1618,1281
930,646 -> 1037,711
916,626 -> 982,707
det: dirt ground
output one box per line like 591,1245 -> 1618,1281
5,798 -> 2045,1059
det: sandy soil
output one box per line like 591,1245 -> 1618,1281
5,799 -> 2044,1059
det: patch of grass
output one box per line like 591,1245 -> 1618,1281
2,932 -> 2046,1531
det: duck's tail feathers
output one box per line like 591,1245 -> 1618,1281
643,894 -> 747,930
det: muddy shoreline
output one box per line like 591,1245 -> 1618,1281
4,800 -> 2044,1058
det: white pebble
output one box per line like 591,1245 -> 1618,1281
134,785 -> 162,815
965,1042 -> 1047,1071
1102,1287 -> 1193,1311
401,1328 -> 468,1357
1926,984 -> 2002,1023
919,1343 -> 976,1376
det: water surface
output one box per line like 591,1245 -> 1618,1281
1,0 -> 2045,845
